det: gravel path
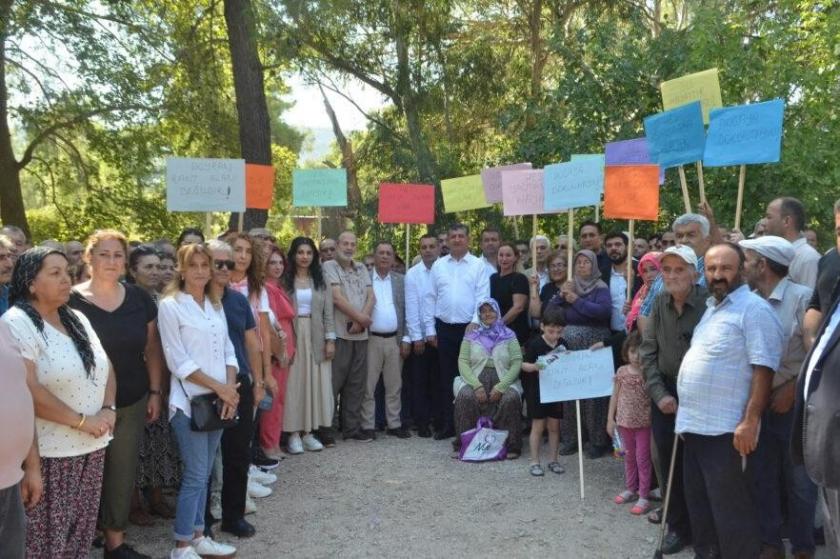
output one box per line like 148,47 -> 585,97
95,434 -> 830,558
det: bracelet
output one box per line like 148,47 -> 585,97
149,389 -> 163,396
75,413 -> 86,429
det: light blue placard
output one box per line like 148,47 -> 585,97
643,101 -> 706,168
570,153 -> 606,166
166,157 -> 245,212
543,158 -> 604,211
538,348 -> 615,403
292,168 -> 348,207
703,99 -> 784,167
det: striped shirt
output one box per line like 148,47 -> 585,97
675,284 -> 783,436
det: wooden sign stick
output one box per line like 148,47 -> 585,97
696,161 -> 706,205
566,208 -> 585,500
677,166 -> 692,213
627,220 -> 635,300
531,214 -> 538,278
205,212 -> 212,239
734,165 -> 746,232
237,211 -> 244,233
405,223 -> 411,265
316,207 -> 323,240
594,203 -> 600,223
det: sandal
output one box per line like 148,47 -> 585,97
631,498 -> 652,515
647,507 -> 663,524
530,464 -> 545,477
614,490 -> 638,505
547,461 -> 565,475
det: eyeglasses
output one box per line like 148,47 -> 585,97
214,260 -> 235,271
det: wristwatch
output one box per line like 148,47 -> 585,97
102,404 -> 117,412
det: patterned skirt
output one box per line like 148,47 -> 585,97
137,412 -> 182,489
26,448 -> 106,559
453,367 -> 523,453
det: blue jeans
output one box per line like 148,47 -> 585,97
171,410 -> 223,542
750,407 -> 818,554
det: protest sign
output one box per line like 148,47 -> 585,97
378,183 -> 435,224
660,68 -> 723,124
543,159 -> 604,211
605,137 -> 665,184
501,170 -> 545,216
570,153 -> 606,165
603,165 -> 660,221
245,164 -> 275,210
539,347 -> 615,403
480,162 -> 532,203
166,157 -> 245,212
441,174 -> 490,213
292,168 -> 347,207
703,99 -> 784,167
644,101 -> 706,169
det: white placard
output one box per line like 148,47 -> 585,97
166,157 -> 246,212
539,347 -> 615,403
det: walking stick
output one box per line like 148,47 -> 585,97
653,432 -> 681,559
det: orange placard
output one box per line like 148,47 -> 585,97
603,165 -> 660,221
246,164 -> 275,210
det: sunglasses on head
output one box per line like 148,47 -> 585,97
214,260 -> 235,271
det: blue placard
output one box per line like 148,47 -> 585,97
292,169 -> 348,207
643,101 -> 706,168
703,99 -> 784,167
543,159 -> 604,211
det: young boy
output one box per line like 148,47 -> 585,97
521,308 -> 567,477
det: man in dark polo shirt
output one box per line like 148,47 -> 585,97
640,245 -> 709,555
803,199 -> 840,349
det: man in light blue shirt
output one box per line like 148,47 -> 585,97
676,243 -> 783,559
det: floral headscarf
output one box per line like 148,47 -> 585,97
463,297 -> 516,354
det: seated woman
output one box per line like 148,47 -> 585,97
452,298 -> 523,459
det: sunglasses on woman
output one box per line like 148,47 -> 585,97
214,259 -> 235,271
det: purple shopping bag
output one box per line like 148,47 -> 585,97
459,417 -> 508,462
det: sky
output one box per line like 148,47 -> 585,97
282,73 -> 387,132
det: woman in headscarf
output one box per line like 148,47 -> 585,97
544,249 -> 614,458
625,251 -> 662,333
2,247 -> 116,558
451,298 -> 524,459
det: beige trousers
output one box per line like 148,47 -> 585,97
361,334 -> 403,430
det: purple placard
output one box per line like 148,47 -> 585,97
605,138 -> 665,185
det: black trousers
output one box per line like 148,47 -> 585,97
221,374 -> 255,523
650,382 -> 691,540
434,320 -> 468,433
682,433 -> 760,559
411,345 -> 438,429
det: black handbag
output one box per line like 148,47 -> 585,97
178,380 -> 238,432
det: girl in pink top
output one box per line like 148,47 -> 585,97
607,330 -> 652,515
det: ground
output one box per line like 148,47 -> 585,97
98,435 -> 830,559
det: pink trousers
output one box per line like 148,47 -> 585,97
259,362 -> 290,449
619,425 -> 652,498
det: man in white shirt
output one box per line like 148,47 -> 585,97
763,197 -> 820,288
478,228 -> 500,281
423,224 -> 489,440
361,242 -> 411,440
405,234 -> 440,438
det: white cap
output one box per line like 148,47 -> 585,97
739,235 -> 795,267
659,245 -> 698,269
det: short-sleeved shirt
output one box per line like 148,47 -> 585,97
789,237 -> 820,288
808,248 -> 840,315
491,272 -> 530,344
615,365 -> 651,429
2,306 -> 111,458
521,335 -> 567,419
675,285 -> 783,436
222,287 -> 257,377
323,260 -> 371,341
0,322 -> 34,489
69,284 -> 157,408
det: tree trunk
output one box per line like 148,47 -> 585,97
320,85 -> 358,238
224,0 -> 272,232
0,0 -> 29,236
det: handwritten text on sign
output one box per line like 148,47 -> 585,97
378,183 -> 435,224
501,170 -> 545,216
441,174 -> 490,213
292,169 -> 347,207
603,165 -> 660,221
703,99 -> 784,167
543,159 -> 604,211
644,101 -> 706,169
481,162 -> 532,204
660,68 -> 722,124
166,158 -> 246,213
605,138 -> 665,185
539,348 -> 615,403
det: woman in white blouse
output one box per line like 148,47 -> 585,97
2,247 -> 115,558
157,243 -> 239,559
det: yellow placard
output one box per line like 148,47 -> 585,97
660,68 -> 723,124
441,174 -> 490,213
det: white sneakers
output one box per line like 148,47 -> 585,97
287,433 -> 304,454
248,465 -> 277,485
247,479 -> 272,499
171,537 -> 236,559
302,433 -> 324,452
191,536 -> 236,557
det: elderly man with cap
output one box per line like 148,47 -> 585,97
675,242 -> 784,559
640,245 -> 708,554
739,236 -> 818,559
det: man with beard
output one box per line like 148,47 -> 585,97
633,237 -> 650,259
0,236 -> 14,315
739,236 -> 817,559
579,221 -> 611,282
676,243 -> 783,559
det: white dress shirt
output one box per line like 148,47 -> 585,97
371,272 -> 399,334
159,292 -> 239,418
609,268 -> 628,332
479,255 -> 498,282
405,260 -> 434,341
765,277 -> 812,388
423,252 -> 490,336
789,237 -> 820,288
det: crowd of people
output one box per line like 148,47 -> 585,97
0,194 -> 838,559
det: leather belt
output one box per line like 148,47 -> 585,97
370,331 -> 397,338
